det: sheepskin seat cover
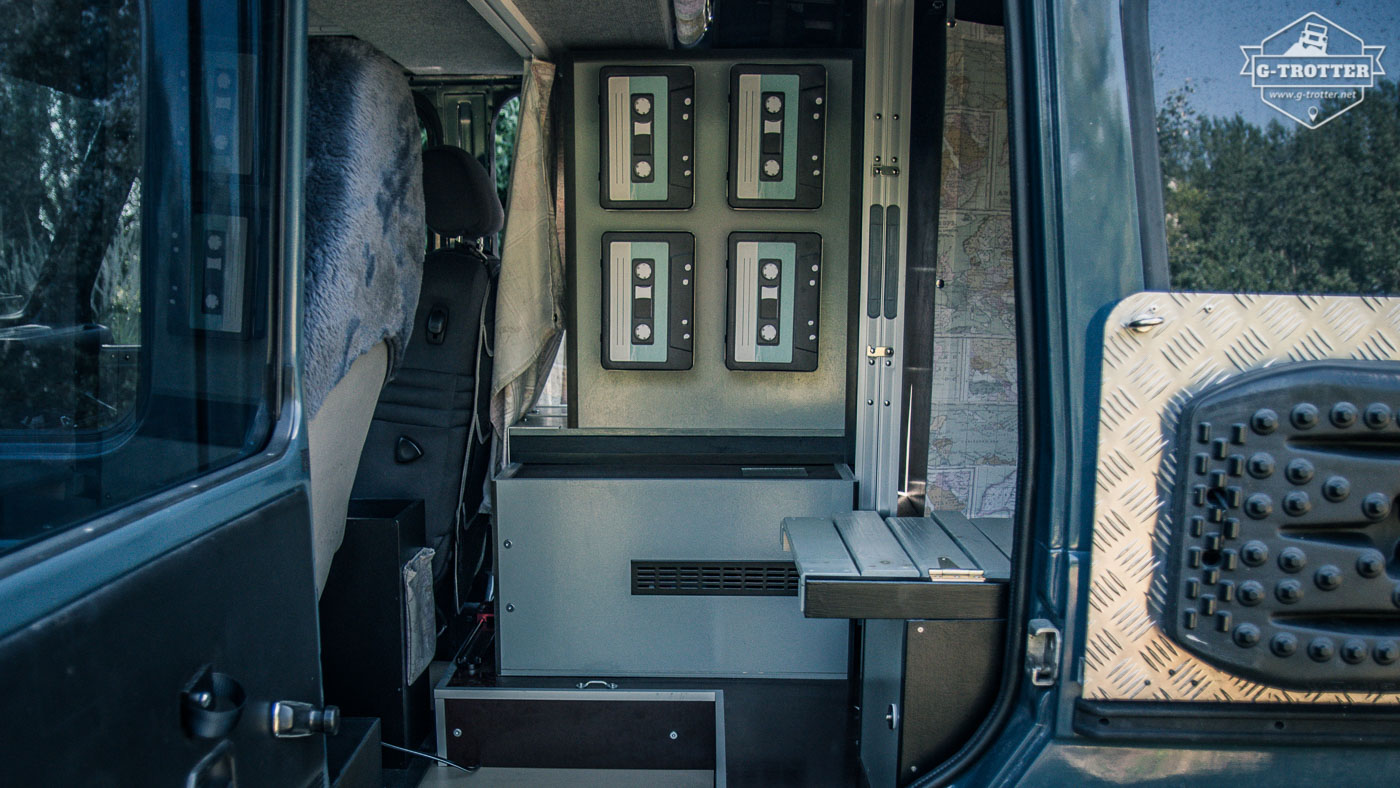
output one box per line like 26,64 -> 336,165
303,36 -> 425,418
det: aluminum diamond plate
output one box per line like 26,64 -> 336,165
1085,292 -> 1400,703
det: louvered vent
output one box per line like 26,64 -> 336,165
631,561 -> 800,596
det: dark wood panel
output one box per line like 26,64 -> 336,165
443,696 -> 717,770
901,619 -> 1006,773
802,578 -> 1006,620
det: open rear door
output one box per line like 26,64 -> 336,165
954,2 -> 1400,784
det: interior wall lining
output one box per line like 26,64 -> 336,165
308,0 -> 524,76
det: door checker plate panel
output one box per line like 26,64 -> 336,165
1086,293 -> 1400,703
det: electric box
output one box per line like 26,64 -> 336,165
495,464 -> 854,678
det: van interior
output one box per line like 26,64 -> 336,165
304,2 -> 1022,785
1,0 -> 1026,785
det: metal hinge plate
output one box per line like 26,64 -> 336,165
928,568 -> 985,582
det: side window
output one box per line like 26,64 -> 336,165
1145,1 -> 1399,294
493,94 -> 520,209
926,19 -> 1018,519
0,20 -> 142,432
0,0 -> 282,558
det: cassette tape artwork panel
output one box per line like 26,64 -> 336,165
601,232 -> 695,370
728,65 -> 827,209
599,66 -> 695,209
726,232 -> 821,371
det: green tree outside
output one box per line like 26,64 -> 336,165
1160,79 -> 1400,294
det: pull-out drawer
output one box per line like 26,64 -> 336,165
435,686 -> 725,786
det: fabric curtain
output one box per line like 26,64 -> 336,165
491,59 -> 564,445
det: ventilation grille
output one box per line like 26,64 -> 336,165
631,561 -> 800,596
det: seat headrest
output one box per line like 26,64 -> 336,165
422,146 -> 505,240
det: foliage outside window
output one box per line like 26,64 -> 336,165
1151,2 -> 1400,295
0,0 -> 142,433
493,95 -> 520,209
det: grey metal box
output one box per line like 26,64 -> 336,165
495,465 -> 854,677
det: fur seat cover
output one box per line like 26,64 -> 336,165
303,37 -> 425,418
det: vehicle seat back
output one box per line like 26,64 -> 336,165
303,37 -> 426,593
351,145 -> 503,592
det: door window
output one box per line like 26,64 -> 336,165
0,0 -> 282,560
1144,1 -> 1400,294
0,5 -> 143,432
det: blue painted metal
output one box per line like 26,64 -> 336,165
1015,741 -> 1400,785
933,0 -> 1150,783
953,1 -> 1400,784
1015,0 -> 1147,758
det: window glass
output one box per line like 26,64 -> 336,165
0,12 -> 142,432
0,0 -> 280,560
1149,1 -> 1400,293
493,94 -> 520,209
926,20 -> 1018,519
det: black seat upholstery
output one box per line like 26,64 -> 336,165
351,145 -> 503,612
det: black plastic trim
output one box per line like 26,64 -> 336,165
897,13 -> 948,516
631,560 -> 799,596
803,578 -> 1006,620
507,433 -> 849,465
911,0 -> 1040,783
1074,699 -> 1400,746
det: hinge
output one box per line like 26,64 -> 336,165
866,345 -> 894,358
872,164 -> 901,177
928,568 -> 985,582
928,554 -> 984,582
1026,618 -> 1061,687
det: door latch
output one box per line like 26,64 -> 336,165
1026,619 -> 1061,687
270,700 -> 340,738
1124,312 -> 1165,333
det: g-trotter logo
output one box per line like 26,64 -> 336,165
1239,12 -> 1386,129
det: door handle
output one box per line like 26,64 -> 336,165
1124,313 -> 1165,333
180,666 -> 246,740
